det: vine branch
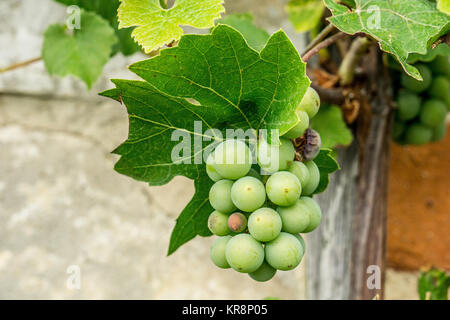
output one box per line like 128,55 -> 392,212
338,37 -> 371,85
301,24 -> 335,55
0,57 -> 42,73
302,32 -> 346,62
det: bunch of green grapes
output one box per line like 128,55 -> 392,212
393,56 -> 450,145
206,87 -> 324,282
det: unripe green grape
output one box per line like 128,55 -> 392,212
405,123 -> 433,145
429,76 -> 450,105
210,236 -> 232,268
247,168 -> 263,181
265,232 -> 303,271
213,139 -> 252,180
282,110 -> 309,139
431,121 -> 447,142
393,121 -> 406,140
265,171 -> 302,206
208,210 -> 231,236
248,207 -> 282,242
401,64 -> 432,93
228,212 -> 248,233
257,138 -> 295,173
396,90 -> 421,121
209,180 -> 236,214
288,161 -> 310,190
299,196 -> 322,233
231,177 -> 266,212
294,234 -> 306,252
225,234 -> 264,273
276,200 -> 311,234
429,55 -> 450,77
206,154 -> 223,182
419,99 -> 447,127
298,87 -> 320,118
302,161 -> 320,195
249,261 -> 277,282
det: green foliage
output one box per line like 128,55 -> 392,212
43,10 -> 117,89
323,0 -> 450,80
437,0 -> 450,14
117,0 -> 225,53
407,43 -> 450,64
54,0 -> 141,56
101,25 -> 310,254
311,105 -> 353,149
418,268 -> 450,300
312,149 -> 340,194
217,13 -> 270,51
286,0 -> 325,33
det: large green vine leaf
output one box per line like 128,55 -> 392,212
117,0 -> 225,53
323,0 -> 450,80
286,0 -> 325,33
217,13 -> 270,51
54,0 -> 141,56
101,25 -> 310,254
43,10 -> 117,89
311,104 -> 353,149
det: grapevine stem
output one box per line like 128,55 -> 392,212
302,32 -> 346,62
0,56 -> 42,73
338,37 -> 371,85
301,24 -> 335,55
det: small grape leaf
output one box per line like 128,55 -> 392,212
437,0 -> 450,15
311,104 -> 353,149
101,25 -> 309,254
43,10 -> 117,89
313,148 -> 340,195
323,0 -> 450,80
53,0 -> 141,56
418,268 -> 450,300
407,43 -> 450,63
286,0 -> 325,33
117,0 -> 225,53
216,13 -> 270,51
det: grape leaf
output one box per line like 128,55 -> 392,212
43,10 -> 117,89
117,0 -> 225,53
311,104 -> 353,149
437,0 -> 450,15
313,148 -> 340,195
217,13 -> 270,51
323,0 -> 450,80
53,0 -> 141,56
286,0 -> 325,33
407,43 -> 450,63
418,268 -> 450,300
101,25 -> 310,253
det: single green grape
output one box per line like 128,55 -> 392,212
396,90 -> 421,121
228,212 -> 248,233
265,232 -> 303,271
294,234 -> 306,253
287,161 -> 310,190
276,200 -> 311,234
257,138 -> 295,173
405,123 -> 433,145
208,210 -> 231,236
231,177 -> 266,212
209,180 -> 237,214
210,236 -> 232,268
428,55 -> 450,78
265,171 -> 302,206
431,121 -> 447,142
302,161 -> 320,195
429,76 -> 450,105
248,207 -> 282,242
249,261 -> 277,282
282,110 -> 309,139
393,121 -> 406,140
225,234 -> 264,273
206,154 -> 223,182
419,99 -> 447,128
299,196 -> 322,233
401,64 -> 432,93
298,87 -> 320,118
213,139 -> 252,180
